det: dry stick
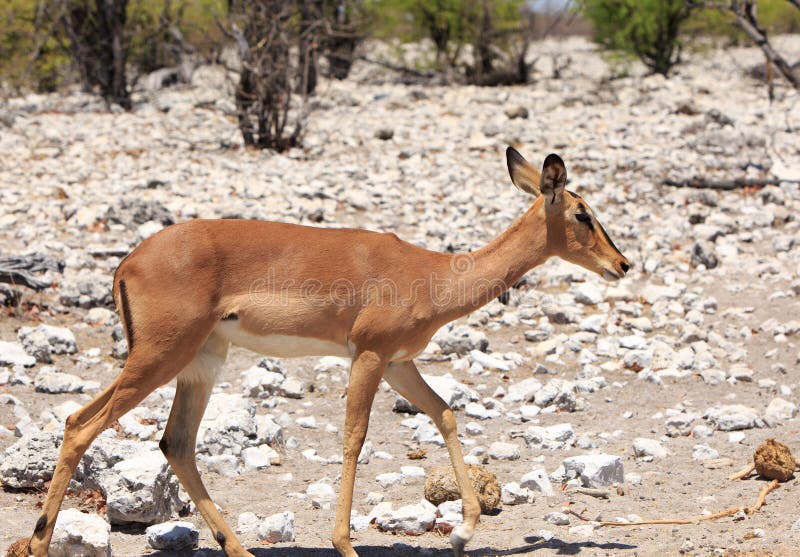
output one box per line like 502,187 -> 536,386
729,462 -> 756,481
662,177 -> 800,190
572,487 -> 611,499
567,480 -> 779,527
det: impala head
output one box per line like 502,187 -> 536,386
506,146 -> 631,281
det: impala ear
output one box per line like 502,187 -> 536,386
540,153 -> 567,204
506,146 -> 542,196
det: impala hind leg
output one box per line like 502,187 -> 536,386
384,360 -> 481,557
27,348 -> 206,556
332,350 -> 387,557
159,334 -> 252,557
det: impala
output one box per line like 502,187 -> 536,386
21,147 -> 630,557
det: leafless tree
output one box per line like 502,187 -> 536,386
465,1 -> 532,86
224,0 -> 313,151
688,0 -> 799,92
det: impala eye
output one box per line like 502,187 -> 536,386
576,212 -> 591,223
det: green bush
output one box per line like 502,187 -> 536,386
0,1 -> 70,92
577,0 -> 692,76
367,0 -> 528,83
0,0 -> 227,94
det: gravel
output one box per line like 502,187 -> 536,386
0,34 -> 799,557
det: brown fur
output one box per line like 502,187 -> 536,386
25,149 -> 630,557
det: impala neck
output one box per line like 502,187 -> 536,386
439,197 -> 549,321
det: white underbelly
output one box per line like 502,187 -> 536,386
214,321 -> 351,358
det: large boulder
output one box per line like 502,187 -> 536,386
93,449 -> 187,525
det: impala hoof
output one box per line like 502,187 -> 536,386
450,527 -> 469,557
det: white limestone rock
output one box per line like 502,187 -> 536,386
520,468 -> 554,496
146,521 -> 199,550
704,405 -> 765,431
562,454 -> 624,488
18,325 -> 77,363
543,511 -> 570,526
97,449 -> 187,525
522,423 -> 575,450
34,366 -> 99,394
505,378 -> 543,403
0,431 -> 60,489
241,365 -> 284,398
50,509 -> 111,557
692,445 -> 719,461
633,438 -> 669,459
204,454 -> 242,477
435,499 -> 463,533
501,482 -> 534,505
257,511 -> 296,542
764,398 -> 797,422
394,373 -> 479,412
433,324 -> 489,355
0,341 -> 36,367
489,441 -> 520,461
196,393 -> 257,455
374,500 -> 437,534
242,444 -> 281,469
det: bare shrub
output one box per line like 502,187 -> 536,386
224,0 -> 312,151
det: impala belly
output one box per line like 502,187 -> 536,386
214,320 -> 351,358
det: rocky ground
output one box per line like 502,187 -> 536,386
1,36 -> 799,557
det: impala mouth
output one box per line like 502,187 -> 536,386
602,269 -> 622,281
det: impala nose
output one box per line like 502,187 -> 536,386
620,261 -> 630,274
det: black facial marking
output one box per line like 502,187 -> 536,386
34,514 -> 47,533
216,531 -> 227,548
598,221 -> 622,255
567,190 -> 582,199
575,205 -> 594,229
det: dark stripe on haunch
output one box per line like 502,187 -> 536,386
119,280 -> 135,351
34,514 -> 47,533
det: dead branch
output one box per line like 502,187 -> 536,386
572,487 -> 611,499
0,253 -> 63,291
567,479 -> 779,527
662,177 -> 799,190
688,1 -> 798,89
356,55 -> 436,78
729,462 -> 756,480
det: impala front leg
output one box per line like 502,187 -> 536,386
332,350 -> 387,557
384,360 -> 481,557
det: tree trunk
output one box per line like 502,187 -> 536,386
731,0 -> 798,88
